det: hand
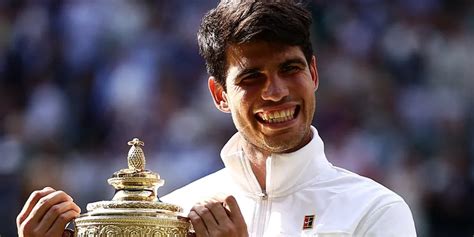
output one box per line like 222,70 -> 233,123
188,195 -> 248,237
17,187 -> 81,237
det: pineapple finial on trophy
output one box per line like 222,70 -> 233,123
127,138 -> 146,170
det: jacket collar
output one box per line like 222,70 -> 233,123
220,126 -> 335,198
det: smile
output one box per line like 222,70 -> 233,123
255,105 -> 300,124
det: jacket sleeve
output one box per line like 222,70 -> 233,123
354,201 -> 417,237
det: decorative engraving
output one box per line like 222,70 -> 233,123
123,226 -> 141,237
100,225 -> 122,236
87,200 -> 182,213
76,224 -> 188,237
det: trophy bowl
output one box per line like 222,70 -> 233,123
74,138 -> 191,236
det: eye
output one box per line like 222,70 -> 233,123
281,64 -> 302,74
239,72 -> 263,83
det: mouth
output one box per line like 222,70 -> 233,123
255,105 -> 300,124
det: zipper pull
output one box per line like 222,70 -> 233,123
256,190 -> 268,200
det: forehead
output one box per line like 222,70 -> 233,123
225,41 -> 306,71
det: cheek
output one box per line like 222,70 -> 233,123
229,93 -> 257,124
229,87 -> 253,108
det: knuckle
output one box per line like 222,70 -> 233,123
59,212 -> 72,222
190,215 -> 202,225
56,190 -> 71,200
29,190 -> 44,204
73,203 -> 82,212
56,190 -> 67,197
188,211 -> 202,224
16,214 -> 22,226
199,207 -> 211,215
226,224 -> 237,232
188,210 -> 197,218
31,190 -> 41,199
20,220 -> 34,234
50,204 -> 61,215
221,224 -> 235,234
204,201 -> 219,209
192,205 -> 205,213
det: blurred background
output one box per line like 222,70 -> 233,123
0,0 -> 473,236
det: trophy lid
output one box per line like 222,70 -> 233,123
84,138 -> 182,213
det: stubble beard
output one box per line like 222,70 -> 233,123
240,124 -> 312,155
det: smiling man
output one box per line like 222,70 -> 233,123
162,1 -> 417,237
17,1 -> 416,237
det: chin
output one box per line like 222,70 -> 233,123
263,127 -> 311,153
263,138 -> 302,153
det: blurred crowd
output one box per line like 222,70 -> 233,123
0,0 -> 473,236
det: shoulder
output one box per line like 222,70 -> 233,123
323,166 -> 417,235
161,168 -> 232,213
354,200 -> 417,236
327,166 -> 406,204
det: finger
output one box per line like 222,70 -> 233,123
17,187 -> 55,226
204,201 -> 230,225
192,204 -> 219,231
62,228 -> 74,237
45,209 -> 80,237
28,190 -> 73,224
188,210 -> 209,237
36,200 -> 81,233
224,196 -> 245,226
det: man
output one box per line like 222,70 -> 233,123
17,1 -> 416,236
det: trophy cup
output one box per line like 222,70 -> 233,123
74,138 -> 191,236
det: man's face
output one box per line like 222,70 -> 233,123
209,41 -> 318,154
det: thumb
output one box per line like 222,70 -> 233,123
224,195 -> 245,224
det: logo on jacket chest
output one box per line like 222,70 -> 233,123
303,215 -> 315,229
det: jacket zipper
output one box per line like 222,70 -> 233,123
253,156 -> 272,236
255,190 -> 268,237
242,150 -> 272,236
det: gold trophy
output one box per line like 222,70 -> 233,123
74,138 -> 191,236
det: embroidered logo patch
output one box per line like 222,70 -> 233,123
302,215 -> 315,229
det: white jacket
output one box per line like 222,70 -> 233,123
162,126 -> 417,236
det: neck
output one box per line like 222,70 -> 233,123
238,129 -> 314,191
239,137 -> 269,191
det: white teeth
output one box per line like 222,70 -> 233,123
257,108 -> 296,124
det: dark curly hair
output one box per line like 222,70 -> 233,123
197,0 -> 313,90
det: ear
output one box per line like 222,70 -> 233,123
208,77 -> 231,113
310,55 -> 319,91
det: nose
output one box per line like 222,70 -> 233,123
261,74 -> 289,101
